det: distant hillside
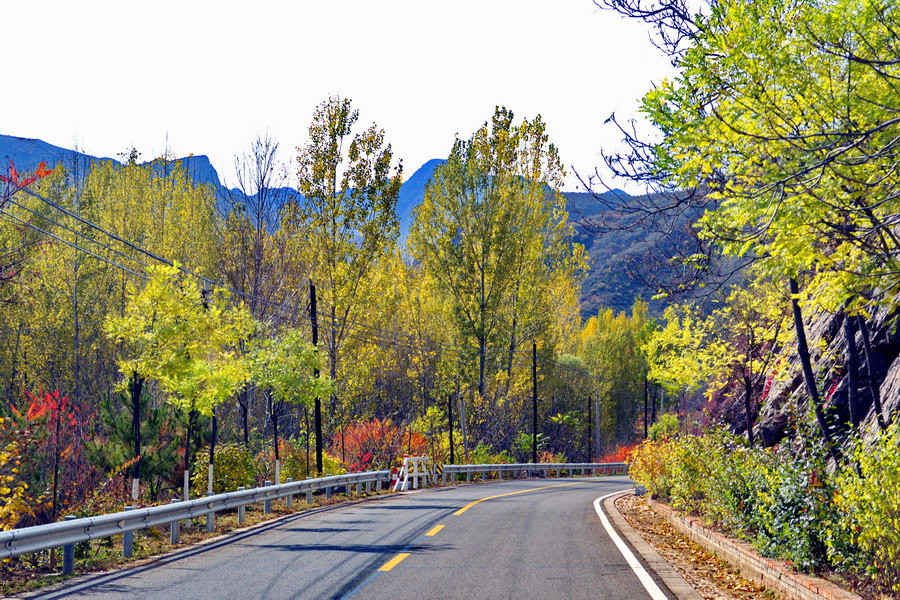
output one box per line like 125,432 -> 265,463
397,158 -> 443,242
0,134 -> 226,195
0,135 -> 114,178
1,134 -> 678,318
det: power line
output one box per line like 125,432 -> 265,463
11,188 -> 602,384
1,212 -> 148,280
6,199 -> 150,271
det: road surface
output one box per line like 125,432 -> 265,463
33,476 -> 677,600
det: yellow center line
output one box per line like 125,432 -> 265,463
453,482 -> 581,515
379,552 -> 410,571
425,524 -> 444,536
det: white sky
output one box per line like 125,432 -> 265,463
2,1 -> 676,192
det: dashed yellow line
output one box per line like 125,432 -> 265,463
425,524 -> 444,536
453,482 -> 581,515
379,552 -> 410,571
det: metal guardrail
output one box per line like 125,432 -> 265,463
0,470 -> 390,562
440,462 -> 628,484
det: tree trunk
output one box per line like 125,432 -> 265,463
478,335 -> 487,399
789,278 -> 839,462
208,408 -> 218,494
586,395 -> 592,461
643,374 -> 649,439
129,372 -> 144,500
856,316 -> 887,430
843,314 -> 861,430
239,387 -> 250,447
304,407 -> 311,476
184,408 -> 198,498
51,398 -> 62,522
743,374 -> 755,446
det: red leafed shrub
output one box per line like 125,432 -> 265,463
334,419 -> 428,471
7,390 -> 100,526
596,443 -> 638,464
0,159 -> 53,189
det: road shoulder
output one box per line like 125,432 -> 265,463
602,491 -> 704,600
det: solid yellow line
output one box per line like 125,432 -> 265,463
379,552 -> 410,571
425,525 -> 445,536
453,482 -> 581,516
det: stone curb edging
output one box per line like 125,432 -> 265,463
647,498 -> 862,600
603,492 -> 704,600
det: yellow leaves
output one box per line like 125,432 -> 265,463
107,263 -> 255,416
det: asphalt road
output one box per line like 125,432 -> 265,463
32,476 -> 676,600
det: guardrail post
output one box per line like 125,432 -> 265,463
62,515 -> 76,575
123,505 -> 134,558
170,500 -> 180,544
325,485 -> 332,500
366,480 -> 371,493
237,487 -> 246,524
376,477 -> 383,491
264,480 -> 272,514
466,471 -> 471,482
306,489 -> 313,503
206,492 -> 215,533
355,482 -> 361,495
285,478 -> 294,508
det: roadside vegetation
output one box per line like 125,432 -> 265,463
602,0 -> 900,594
0,97 -> 649,580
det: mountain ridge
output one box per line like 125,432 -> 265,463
1,134 -> 662,317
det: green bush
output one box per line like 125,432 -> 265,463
191,443 -> 256,495
834,424 -> 900,591
697,429 -> 762,533
648,413 -> 680,441
748,442 -> 837,571
469,442 -> 514,465
627,429 -> 863,574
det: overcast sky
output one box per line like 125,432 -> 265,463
2,1 -> 675,191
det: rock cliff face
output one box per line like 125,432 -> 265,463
732,303 -> 900,450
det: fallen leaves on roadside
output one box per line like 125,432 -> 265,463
615,494 -> 767,600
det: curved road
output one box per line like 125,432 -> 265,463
33,476 -> 676,600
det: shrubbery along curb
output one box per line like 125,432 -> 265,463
647,498 -> 862,600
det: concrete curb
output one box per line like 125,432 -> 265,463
648,499 -> 863,600
603,492 -> 704,600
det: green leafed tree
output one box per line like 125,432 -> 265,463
409,106 -> 586,399
250,328 -> 333,482
104,263 -> 254,497
289,95 -> 403,434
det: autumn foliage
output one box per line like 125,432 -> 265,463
336,419 -> 427,471
596,443 -> 637,464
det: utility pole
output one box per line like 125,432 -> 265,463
460,383 -> 468,462
448,393 -> 455,464
310,280 -> 323,475
643,373 -> 649,439
532,341 -> 538,464
586,396 -> 592,462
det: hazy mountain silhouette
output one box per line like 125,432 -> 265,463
1,133 -> 674,317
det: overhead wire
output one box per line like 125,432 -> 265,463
10,186 -> 602,384
1,212 -> 149,280
5,198 -> 151,271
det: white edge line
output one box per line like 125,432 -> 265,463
594,492 -> 670,600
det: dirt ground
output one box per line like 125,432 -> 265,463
615,494 -> 895,600
615,493 -> 772,600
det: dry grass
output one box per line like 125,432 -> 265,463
0,491 -> 387,597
